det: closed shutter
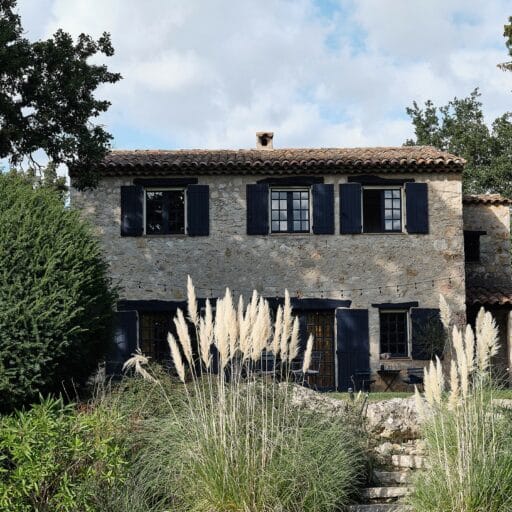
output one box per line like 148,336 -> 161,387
312,183 -> 334,234
246,184 -> 269,235
106,310 -> 138,376
411,308 -> 443,360
336,308 -> 369,391
187,185 -> 210,236
120,185 -> 144,236
406,182 -> 429,234
340,183 -> 362,234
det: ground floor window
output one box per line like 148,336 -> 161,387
305,311 -> 335,388
379,310 -> 409,358
140,312 -> 174,365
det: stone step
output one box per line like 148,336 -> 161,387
347,504 -> 412,512
373,470 -> 412,485
362,486 -> 411,501
391,454 -> 426,469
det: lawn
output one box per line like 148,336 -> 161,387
328,389 -> 512,402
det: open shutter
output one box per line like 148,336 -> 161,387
312,183 -> 334,234
187,185 -> 209,236
406,182 -> 429,234
246,184 -> 269,235
411,308 -> 443,360
121,185 -> 144,236
340,183 -> 362,234
336,309 -> 369,391
106,310 -> 138,376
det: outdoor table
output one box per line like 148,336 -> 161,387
377,368 -> 401,392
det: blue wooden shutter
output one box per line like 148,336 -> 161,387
406,182 -> 429,234
187,185 -> 209,236
411,308 -> 443,360
312,183 -> 334,234
246,184 -> 269,235
336,308 -> 369,391
340,183 -> 362,234
121,185 -> 144,236
106,310 -> 138,376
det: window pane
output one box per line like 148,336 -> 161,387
384,199 -> 392,209
293,192 -> 300,200
272,200 -> 279,209
280,221 -> 287,230
293,221 -> 301,231
280,200 -> 287,209
272,221 -> 280,231
385,220 -> 393,230
301,192 -> 308,200
393,220 -> 401,230
168,190 -> 185,234
271,192 -> 279,200
271,210 -> 279,220
392,190 -> 400,198
393,199 -> 400,208
384,210 -> 392,219
380,311 -> 408,357
293,199 -> 300,208
146,191 -> 164,234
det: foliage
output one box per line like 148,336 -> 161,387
409,298 -> 512,512
498,16 -> 512,71
0,397 -> 128,512
0,0 -> 121,189
106,279 -> 368,511
405,89 -> 512,197
0,173 -> 116,412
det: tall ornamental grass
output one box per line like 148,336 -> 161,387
410,296 -> 512,512
119,277 -> 367,512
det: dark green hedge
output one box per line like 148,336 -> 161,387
0,173 -> 116,411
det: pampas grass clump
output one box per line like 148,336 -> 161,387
118,277 -> 366,512
409,296 -> 512,512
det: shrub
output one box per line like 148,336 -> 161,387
109,279 -> 367,512
0,173 -> 116,411
410,298 -> 512,512
0,397 -> 127,512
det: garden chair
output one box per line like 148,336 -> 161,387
402,367 -> 424,390
351,369 -> 375,392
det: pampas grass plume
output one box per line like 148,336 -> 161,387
168,333 -> 186,382
302,334 -> 314,373
187,275 -> 199,327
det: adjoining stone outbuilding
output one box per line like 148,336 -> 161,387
71,136 -> 512,390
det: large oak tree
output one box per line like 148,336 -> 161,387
0,0 -> 121,189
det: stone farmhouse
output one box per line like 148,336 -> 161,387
71,133 -> 512,391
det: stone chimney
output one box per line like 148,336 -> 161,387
256,131 -> 274,150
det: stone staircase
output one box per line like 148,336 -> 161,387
348,440 -> 426,512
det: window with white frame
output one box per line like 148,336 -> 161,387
362,187 -> 403,233
270,189 -> 310,233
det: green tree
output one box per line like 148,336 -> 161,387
405,89 -> 512,197
0,173 -> 117,412
0,0 -> 121,189
498,16 -> 512,71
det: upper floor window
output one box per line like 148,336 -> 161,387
363,187 -> 402,233
464,230 -> 485,262
145,189 -> 185,235
271,189 -> 310,233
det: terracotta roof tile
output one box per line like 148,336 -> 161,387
463,194 -> 512,206
88,146 -> 465,176
467,284 -> 512,306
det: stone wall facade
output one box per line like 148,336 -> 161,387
71,172 -> 466,389
463,203 -> 511,286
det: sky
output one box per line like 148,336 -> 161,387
15,0 -> 512,151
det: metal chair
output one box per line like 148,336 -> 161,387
351,369 -> 375,392
402,367 -> 424,389
256,351 -> 276,376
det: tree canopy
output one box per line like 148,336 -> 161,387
0,0 -> 121,189
405,89 -> 512,197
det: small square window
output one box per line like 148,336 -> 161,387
464,231 -> 484,262
380,311 -> 409,357
270,189 -> 310,233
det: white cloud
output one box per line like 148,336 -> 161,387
15,0 -> 512,152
